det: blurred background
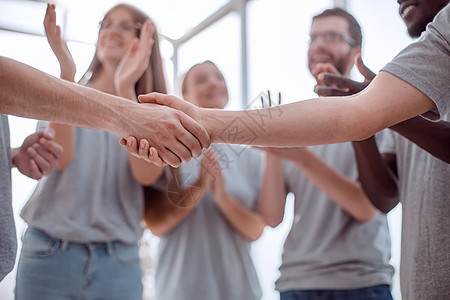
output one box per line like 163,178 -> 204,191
0,0 -> 412,299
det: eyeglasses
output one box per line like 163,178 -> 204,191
308,32 -> 357,47
99,20 -> 142,34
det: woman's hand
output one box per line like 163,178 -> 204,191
114,20 -> 155,100
44,4 -> 76,81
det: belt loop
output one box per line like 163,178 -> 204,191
60,240 -> 69,252
106,241 -> 114,256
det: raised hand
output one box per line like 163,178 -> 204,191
314,54 -> 376,97
114,20 -> 155,99
12,128 -> 64,179
311,62 -> 341,86
44,4 -> 76,81
199,147 -> 221,191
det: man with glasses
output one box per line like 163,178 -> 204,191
314,1 -> 450,299
258,8 -> 394,300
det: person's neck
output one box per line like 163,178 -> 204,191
89,64 -> 117,95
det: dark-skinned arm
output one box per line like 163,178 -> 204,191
352,137 -> 399,213
316,55 -> 450,164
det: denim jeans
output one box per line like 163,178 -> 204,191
15,227 -> 143,300
280,285 -> 393,300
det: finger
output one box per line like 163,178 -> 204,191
138,139 -> 151,159
162,134 -> 192,164
39,138 -> 64,160
319,73 -> 355,89
355,54 -> 376,81
119,138 -> 127,148
138,93 -> 187,109
156,147 -> 183,168
124,136 -> 139,157
178,112 -> 210,152
174,127 -> 203,159
148,147 -> 167,166
28,159 -> 43,180
314,86 -> 353,97
312,63 -> 340,81
42,127 -> 56,140
124,38 -> 138,59
27,145 -> 52,174
44,4 -> 51,28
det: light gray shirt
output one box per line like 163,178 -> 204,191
0,114 -> 16,281
381,7 -> 450,296
276,142 -> 394,291
21,125 -> 144,243
379,130 -> 450,300
382,4 -> 450,121
155,144 -> 263,300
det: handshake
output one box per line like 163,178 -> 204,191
120,93 -> 212,168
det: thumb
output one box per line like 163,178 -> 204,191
355,54 -> 376,81
127,38 -> 139,55
138,93 -> 191,111
43,127 -> 56,140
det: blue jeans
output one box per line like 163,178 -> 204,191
280,285 -> 393,300
15,227 -> 143,300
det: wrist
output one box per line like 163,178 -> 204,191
199,108 -> 222,143
115,83 -> 137,101
11,148 -> 19,168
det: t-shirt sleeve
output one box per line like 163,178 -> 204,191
381,4 -> 450,120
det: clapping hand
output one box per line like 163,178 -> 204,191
44,4 -> 76,81
314,54 -> 376,97
12,128 -> 64,179
114,20 -> 155,99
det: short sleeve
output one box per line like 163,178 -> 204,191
382,4 -> 450,121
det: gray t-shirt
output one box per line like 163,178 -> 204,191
0,114 -> 16,281
379,132 -> 450,300
381,5 -> 450,299
155,144 -> 263,300
276,142 -> 394,291
21,125 -> 144,243
382,4 -> 450,121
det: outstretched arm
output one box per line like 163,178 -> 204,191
139,71 -> 434,148
315,55 -> 450,163
0,56 -> 210,167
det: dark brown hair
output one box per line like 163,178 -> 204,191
313,8 -> 362,47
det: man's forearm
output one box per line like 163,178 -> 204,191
390,116 -> 450,163
201,72 -> 435,147
0,56 -> 126,136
